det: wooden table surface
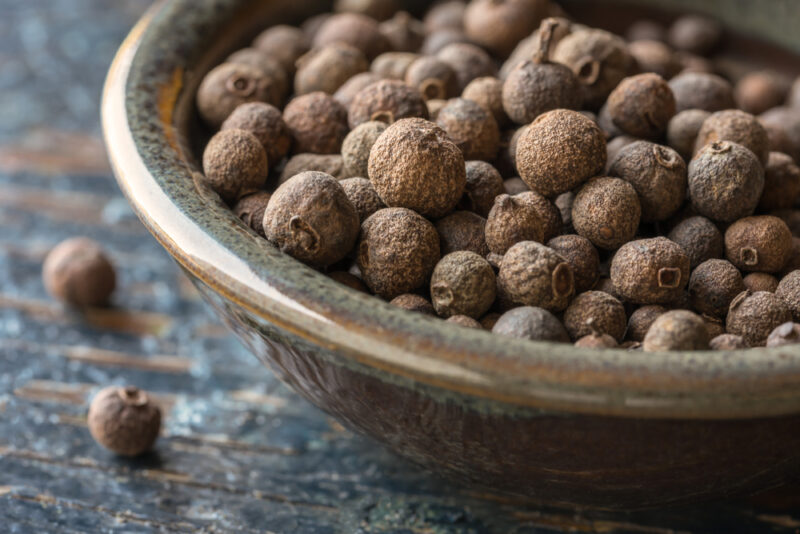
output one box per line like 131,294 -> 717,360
3,1 -> 800,532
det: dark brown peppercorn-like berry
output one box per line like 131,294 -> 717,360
436,98 -> 500,161
371,52 -> 419,80
504,177 -> 529,196
226,48 -> 289,102
709,333 -> 747,350
724,216 -> 792,273
463,0 -> 546,57
253,25 -> 310,76
595,277 -> 621,300
759,152 -> 800,212
421,29 -> 472,56
563,291 -> 627,342
43,238 -> 116,308
608,141 -> 686,222
221,102 -> 291,165
390,293 -> 436,314
760,107 -> 800,165
430,251 -> 496,318
727,290 -> 792,346
435,211 -> 489,257
348,79 -> 429,129
463,76 -> 510,128
773,210 -> 800,238
485,194 -> 544,255
516,109 -> 607,197
688,141 -> 764,223
379,11 -> 425,52
202,129 -> 268,203
575,332 -> 618,349
497,241 -> 575,312
667,216 -> 723,270
234,192 -> 271,238
339,178 -> 386,222
278,154 -> 350,184
668,15 -> 722,56
424,0 -> 466,33
459,161 -> 504,217
447,315 -> 483,329
766,322 -> 800,347
643,310 -> 709,351
572,177 -> 641,250
611,237 -> 690,304
626,305 -> 666,342
329,271 -> 369,293
405,56 -> 458,101
605,136 -> 637,171
368,118 -> 465,218
776,270 -> 800,321
333,72 -> 382,109
694,110 -> 770,164
607,74 -> 676,139
313,13 -> 390,60
782,237 -> 800,275
335,0 -> 398,21
492,306 -> 570,342
341,121 -> 388,178
666,109 -> 711,161
436,43 -> 498,93
516,191 -> 562,242
688,259 -> 745,319
263,171 -> 359,267
294,44 -> 368,96
743,273 -> 779,293
735,71 -> 790,116
668,72 -> 735,113
197,62 -> 283,128
357,207 -> 440,299
88,386 -> 161,456
547,234 -> 600,294
627,40 -> 681,80
283,92 -> 349,154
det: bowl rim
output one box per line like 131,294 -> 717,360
103,0 -> 800,420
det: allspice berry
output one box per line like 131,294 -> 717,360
436,98 -> 500,161
547,234 -> 600,293
313,13 -> 390,60
463,77 -> 510,128
735,71 -> 791,116
766,322 -> 800,348
333,72 -> 382,109
226,49 -> 289,103
436,43 -> 498,92
405,56 -> 458,101
197,62 -> 284,127
221,102 -> 291,165
743,273 -> 779,293
726,290 -> 792,346
575,333 -> 618,349
390,293 -> 436,315
421,29 -> 472,56
435,211 -> 490,256
263,171 -> 359,267
724,216 -> 792,273
687,141 -> 764,223
776,270 -> 800,321
460,161 -> 505,217
688,259 -> 745,319
497,241 -> 575,312
485,194 -> 544,255
348,79 -> 429,129
492,306 -> 570,343
608,141 -> 686,223
379,11 -> 425,52
294,44 -> 368,96
357,207 -> 440,299
233,192 -> 271,238
694,109 -> 770,164
668,15 -> 722,56
339,177 -> 386,222
643,310 -> 709,352
424,0 -> 466,33
563,291 -> 627,342
335,0 -> 399,21
516,109 -> 607,197
43,237 -> 116,308
516,191 -> 563,242
88,386 -> 161,456
279,154 -> 349,184
283,92 -> 349,154
447,315 -> 483,329
627,39 -> 681,79
463,0 -> 546,57
572,177 -> 641,250
607,73 -> 676,139
626,305 -> 666,342
341,121 -> 388,178
610,237 -> 690,304
666,109 -> 711,161
253,25 -> 310,76
759,152 -> 800,212
709,333 -> 747,350
430,251 -> 496,318
668,72 -> 735,113
368,118 -> 465,218
202,129 -> 268,203
371,52 -> 419,80
667,217 -> 723,270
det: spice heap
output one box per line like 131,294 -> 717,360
195,0 -> 800,351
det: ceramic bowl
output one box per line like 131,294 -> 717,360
103,0 -> 800,509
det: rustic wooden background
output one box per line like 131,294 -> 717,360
2,0 -> 800,532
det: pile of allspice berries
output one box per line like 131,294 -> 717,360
196,0 -> 800,352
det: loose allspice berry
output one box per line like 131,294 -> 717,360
234,192 -> 271,238
379,11 -> 425,52
694,109 -> 770,164
516,191 -> 563,242
572,177 -> 641,250
626,305 -> 666,342
667,216 -> 723,269
776,270 -> 800,321
547,234 -> 599,294
43,237 -> 116,308
88,386 -> 161,456
197,62 -> 284,127
497,241 -> 575,312
627,39 -> 682,80
688,259 -> 745,319
278,153 -> 350,183
668,72 -> 735,113
607,73 -> 676,139
447,315 -> 484,329
221,102 -> 291,165
225,49 -> 289,103
491,306 -> 570,342
668,15 -> 722,56
371,52 -> 419,80
313,13 -> 390,61
463,0 -> 547,57
743,272 -> 779,293
348,79 -> 429,128
294,44 -> 368,96
202,129 -> 268,203
283,92 -> 349,154
460,161 -> 505,217
726,290 -> 792,346
611,237 -> 690,304
724,216 -> 792,273
735,71 -> 790,116
666,109 -> 711,161
253,25 -> 310,75
341,121 -> 388,178
333,72 -> 382,109
430,251 -> 496,319
709,333 -> 747,350
436,97 -> 500,161
436,43 -> 498,93
339,177 -> 386,222
463,76 -> 510,128
436,211 -> 490,257
405,56 -> 458,101
643,310 -> 709,352
485,194 -> 544,255
759,152 -> 800,212
263,171 -> 359,267
390,293 -> 436,315
575,332 -> 618,349
563,291 -> 627,342
766,322 -> 800,347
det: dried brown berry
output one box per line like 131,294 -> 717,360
572,177 -> 641,250
333,72 -> 383,109
435,211 -> 489,257
688,259 -> 745,319
773,210 -> 800,238
687,141 -> 764,223
575,333 -> 618,349
608,141 -> 686,222
405,56 -> 458,101
643,310 -> 709,351
610,237 -> 690,304
368,118 -> 465,218
202,129 -> 268,203
608,74 -> 676,139
341,121 -> 388,178
278,154 -> 350,184
727,290 -> 792,346
339,177 -> 386,222
776,270 -> 800,321
760,107 -> 800,164
436,98 -> 499,161
547,234 -> 600,294
348,79 -> 429,128
491,306 -> 569,342
43,237 -> 116,308
495,126 -> 527,178
263,171 -> 359,267
497,241 -> 575,312
743,272 -> 779,293
379,11 -> 425,52
294,44 -> 368,95
666,109 -> 711,161
766,322 -> 800,347
313,13 -> 391,60
253,25 -> 310,76
357,207 -> 440,298
735,71 -> 790,116
234,192 -> 271,238
335,0 -> 399,21
459,161 -> 505,217
329,271 -> 369,293
424,0 -> 466,33
759,152 -> 800,212
516,191 -> 562,242
371,52 -> 419,80
430,251 -> 496,318
463,77 -> 510,128
709,333 -> 747,350
421,29 -> 472,56
516,109 -> 607,197
226,48 -> 289,101
724,216 -> 792,273
595,277 -> 621,300
436,43 -> 497,93
627,40 -> 681,79
485,194 -> 544,255
500,16 -> 573,78
668,72 -> 735,112
694,109 -> 770,164
667,216 -> 723,269
197,62 -> 283,127
563,291 -> 627,342
463,0 -> 546,56
446,315 -> 483,328
390,293 -> 436,314
283,92 -> 349,154
221,102 -> 291,165
626,20 -> 667,43
668,15 -> 722,56
504,177 -> 529,196
88,386 -> 161,456
626,305 -> 667,342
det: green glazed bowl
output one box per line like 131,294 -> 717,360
103,0 -> 800,509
